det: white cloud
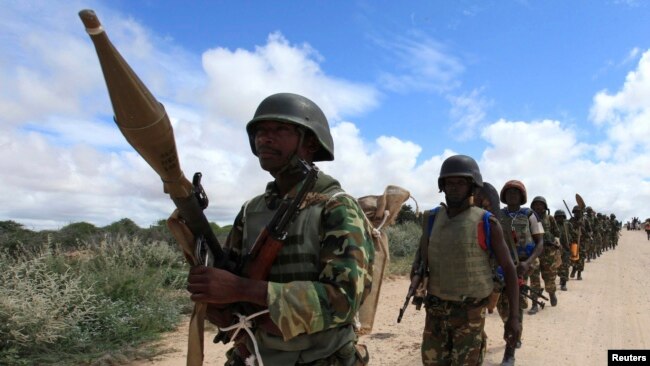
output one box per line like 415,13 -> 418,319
375,32 -> 464,93
590,50 -> 650,160
201,32 -> 378,125
1,1 -> 648,232
479,119 -> 650,221
447,88 -> 492,141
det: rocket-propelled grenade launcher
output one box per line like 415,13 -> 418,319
78,9 -> 227,268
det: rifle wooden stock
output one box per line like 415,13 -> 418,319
242,228 -> 285,280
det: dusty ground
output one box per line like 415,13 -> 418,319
132,229 -> 649,366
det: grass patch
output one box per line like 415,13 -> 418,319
0,236 -> 190,366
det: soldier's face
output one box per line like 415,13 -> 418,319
505,188 -> 521,206
531,201 -> 546,215
555,216 -> 564,224
443,177 -> 471,207
253,121 -> 301,173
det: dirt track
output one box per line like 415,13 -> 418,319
132,229 -> 649,366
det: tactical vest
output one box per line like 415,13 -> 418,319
427,206 -> 494,302
558,221 -> 573,246
241,172 -> 356,364
500,207 -> 534,260
540,214 -> 559,247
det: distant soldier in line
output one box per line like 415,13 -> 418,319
497,180 -> 544,366
569,205 -> 589,281
584,207 -> 598,261
554,210 -> 574,291
645,219 -> 650,240
595,212 -> 605,258
528,196 -> 561,311
608,214 -> 619,249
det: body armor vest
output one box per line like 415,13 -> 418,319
427,206 -> 494,301
500,207 -> 534,260
540,214 -> 558,247
558,220 -> 573,246
241,172 -> 356,364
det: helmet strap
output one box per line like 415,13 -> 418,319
273,128 -> 307,180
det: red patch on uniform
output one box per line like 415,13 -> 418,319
477,221 -> 488,251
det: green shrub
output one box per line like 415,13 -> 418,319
385,221 -> 421,276
386,221 -> 421,258
0,235 -> 190,365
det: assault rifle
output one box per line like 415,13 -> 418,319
496,267 -> 546,307
520,283 -> 549,301
211,158 -> 320,346
397,259 -> 425,323
519,282 -> 546,309
241,159 -> 319,279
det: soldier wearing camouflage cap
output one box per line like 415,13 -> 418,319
187,93 -> 374,365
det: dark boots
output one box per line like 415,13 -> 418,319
577,271 -> 582,280
560,279 -> 567,291
528,302 -> 539,315
570,267 -> 577,278
550,292 -> 558,306
501,345 -> 516,366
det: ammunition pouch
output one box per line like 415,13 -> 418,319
517,242 -> 535,258
424,294 -> 481,309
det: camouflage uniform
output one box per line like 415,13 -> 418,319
585,209 -> 598,261
554,211 -> 575,290
222,172 -> 374,366
418,155 -> 498,366
422,297 -> 488,366
497,205 -> 543,346
529,212 -> 561,297
569,212 -> 589,278
420,205 -> 495,366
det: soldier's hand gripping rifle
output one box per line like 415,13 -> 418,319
397,259 -> 425,323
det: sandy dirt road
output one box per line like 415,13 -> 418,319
132,229 -> 649,366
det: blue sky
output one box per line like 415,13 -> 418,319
1,0 -> 649,229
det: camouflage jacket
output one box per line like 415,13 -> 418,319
224,171 -> 374,341
556,219 -> 576,249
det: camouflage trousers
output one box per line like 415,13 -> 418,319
530,246 -> 560,294
421,296 -> 488,366
496,287 -> 525,344
558,248 -> 570,282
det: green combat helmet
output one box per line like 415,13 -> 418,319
437,154 -> 483,191
572,205 -> 582,215
531,196 -> 548,209
554,209 -> 566,218
246,93 -> 334,161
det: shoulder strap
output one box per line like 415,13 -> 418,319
427,207 -> 440,237
482,211 -> 493,254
